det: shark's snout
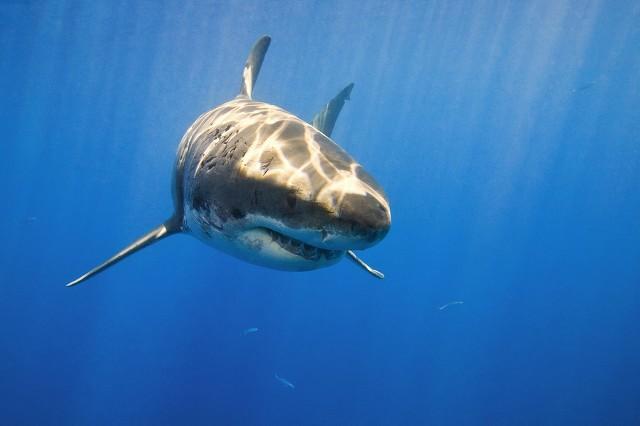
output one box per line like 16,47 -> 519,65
337,193 -> 391,249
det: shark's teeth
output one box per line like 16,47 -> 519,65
264,228 -> 339,260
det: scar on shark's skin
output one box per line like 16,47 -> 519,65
66,36 -> 391,288
260,157 -> 274,175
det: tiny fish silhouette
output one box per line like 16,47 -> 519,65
438,301 -> 464,311
243,327 -> 259,336
275,373 -> 295,389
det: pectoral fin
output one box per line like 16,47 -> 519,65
347,250 -> 384,279
66,216 -> 181,287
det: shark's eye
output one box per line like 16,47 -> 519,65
231,208 -> 245,219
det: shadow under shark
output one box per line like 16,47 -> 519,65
67,36 -> 391,287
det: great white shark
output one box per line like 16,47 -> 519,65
67,36 -> 391,287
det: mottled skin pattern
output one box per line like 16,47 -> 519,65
173,96 -> 391,270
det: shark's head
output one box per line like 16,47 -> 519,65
180,106 -> 391,271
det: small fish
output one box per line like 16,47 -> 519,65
573,82 -> 596,93
438,301 -> 464,311
275,373 -> 295,389
243,327 -> 259,336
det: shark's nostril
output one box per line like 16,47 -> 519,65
332,192 -> 391,249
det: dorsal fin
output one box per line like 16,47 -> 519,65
311,83 -> 354,137
239,36 -> 271,99
66,216 -> 182,287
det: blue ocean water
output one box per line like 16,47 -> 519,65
1,1 -> 639,424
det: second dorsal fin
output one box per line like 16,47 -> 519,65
311,83 -> 354,137
239,36 -> 271,99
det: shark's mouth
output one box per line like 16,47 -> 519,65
261,227 -> 342,261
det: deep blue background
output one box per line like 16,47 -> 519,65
1,1 -> 639,425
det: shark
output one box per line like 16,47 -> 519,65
67,36 -> 391,287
